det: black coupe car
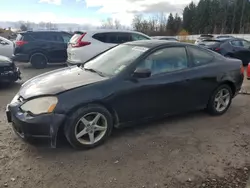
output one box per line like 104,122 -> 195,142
198,38 -> 250,65
6,40 -> 244,149
0,55 -> 21,84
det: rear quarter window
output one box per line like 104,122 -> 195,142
202,41 -> 220,46
92,33 -> 108,43
188,46 -> 214,66
16,34 -> 23,41
16,33 -> 34,41
131,33 -> 150,41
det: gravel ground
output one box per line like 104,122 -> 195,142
0,63 -> 250,188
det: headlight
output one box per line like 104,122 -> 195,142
20,96 -> 58,115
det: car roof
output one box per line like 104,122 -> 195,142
200,34 -> 214,37
18,30 -> 69,34
151,36 -> 177,39
124,40 -> 188,48
74,29 -> 148,36
216,35 -> 233,37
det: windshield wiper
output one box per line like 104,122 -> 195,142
83,67 -> 106,77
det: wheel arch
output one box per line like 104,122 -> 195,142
219,80 -> 236,96
207,80 -> 236,107
29,50 -> 49,62
60,101 -> 119,132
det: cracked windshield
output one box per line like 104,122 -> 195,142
1,0 -> 250,187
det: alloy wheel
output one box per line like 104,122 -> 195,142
75,112 -> 108,145
214,88 -> 230,112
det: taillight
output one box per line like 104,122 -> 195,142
247,63 -> 250,79
215,48 -> 221,52
15,40 -> 28,47
71,33 -> 91,48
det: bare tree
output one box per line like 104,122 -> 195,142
157,12 -> 167,33
132,14 -> 143,32
101,18 -> 114,29
240,0 -> 246,33
114,19 -> 121,29
20,24 -> 28,31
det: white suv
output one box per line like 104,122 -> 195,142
67,30 -> 151,64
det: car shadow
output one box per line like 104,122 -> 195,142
31,110 -> 208,156
110,110 -> 207,139
0,81 -> 22,91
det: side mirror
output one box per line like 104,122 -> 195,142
132,68 -> 151,78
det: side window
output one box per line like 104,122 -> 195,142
61,33 -> 71,43
107,33 -> 118,43
137,47 -> 188,76
242,40 -> 250,49
230,40 -> 243,47
32,33 -> 56,41
188,46 -> 214,65
92,33 -> 108,43
131,33 -> 149,41
51,34 -> 64,42
116,33 -> 132,43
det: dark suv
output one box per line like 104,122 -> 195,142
13,31 -> 72,68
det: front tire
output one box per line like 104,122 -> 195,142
30,53 -> 48,69
207,85 -> 233,116
64,104 -> 113,149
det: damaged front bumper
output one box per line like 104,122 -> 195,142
0,66 -> 21,82
6,103 -> 66,148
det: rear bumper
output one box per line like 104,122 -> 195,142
6,103 -> 66,148
12,54 -> 29,62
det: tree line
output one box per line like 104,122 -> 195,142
131,0 -> 250,36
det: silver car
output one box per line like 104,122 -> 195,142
0,36 -> 14,58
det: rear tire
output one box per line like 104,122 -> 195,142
30,53 -> 48,69
64,104 -> 113,150
207,85 -> 233,116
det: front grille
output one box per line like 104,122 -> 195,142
0,66 -> 13,72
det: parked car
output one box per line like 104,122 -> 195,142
6,40 -> 244,149
12,31 -> 72,69
194,34 -> 214,45
0,36 -> 14,58
216,35 -> 234,40
151,36 -> 179,42
67,30 -> 151,65
0,55 -> 21,83
198,38 -> 250,65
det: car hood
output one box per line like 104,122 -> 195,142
19,66 -> 108,99
0,55 -> 12,66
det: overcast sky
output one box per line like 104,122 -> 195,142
0,0 -> 198,26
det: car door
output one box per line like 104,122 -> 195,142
48,32 -> 68,62
0,37 -> 13,58
185,46 -> 220,109
113,46 -> 194,123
